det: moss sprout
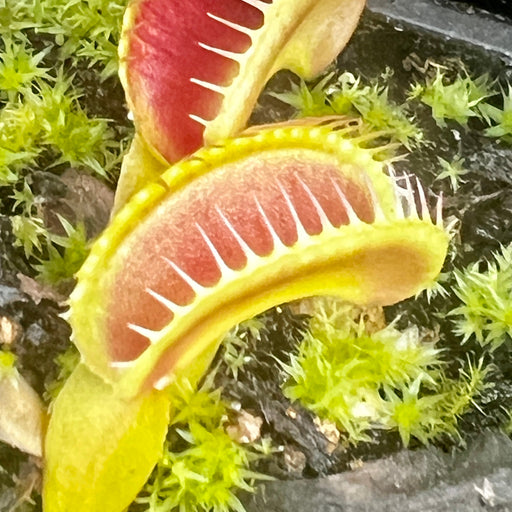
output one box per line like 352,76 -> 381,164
451,244 -> 512,349
221,317 -> 267,379
0,33 -> 50,102
435,155 -> 469,192
480,83 -> 512,143
35,217 -> 90,285
44,345 -> 80,403
410,69 -> 494,127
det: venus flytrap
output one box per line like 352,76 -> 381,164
44,120 -> 449,511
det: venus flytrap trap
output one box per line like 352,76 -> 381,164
43,119 -> 449,511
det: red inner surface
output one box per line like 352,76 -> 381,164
107,153 -> 375,362
127,0 -> 270,162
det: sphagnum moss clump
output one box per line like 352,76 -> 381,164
282,299 -> 487,446
409,69 -> 494,127
451,244 -> 512,350
135,378 -> 271,512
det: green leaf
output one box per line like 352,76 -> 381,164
43,363 -> 171,512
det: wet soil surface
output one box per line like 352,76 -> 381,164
1,3 -> 512,511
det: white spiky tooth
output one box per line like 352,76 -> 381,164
188,113 -> 209,127
239,0 -> 270,13
363,175 -> 386,222
436,192 -> 444,227
190,77 -> 225,95
215,206 -> 258,264
445,217 -> 458,234
207,12 -> 254,36
198,42 -> 243,62
387,165 -> 405,220
127,323 -> 159,344
403,174 -> 419,219
195,222 -> 236,278
330,178 -> 362,225
253,194 -> 286,251
109,361 -> 136,369
296,176 -> 333,231
163,257 -> 205,294
275,180 -> 309,243
58,309 -> 71,321
154,374 -> 173,391
415,177 -> 431,222
146,287 -> 190,315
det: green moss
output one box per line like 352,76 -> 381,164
410,69 -> 494,127
0,0 -> 128,79
0,350 -> 17,376
480,84 -> 512,143
221,317 -> 267,379
282,299 -> 487,446
435,155 -> 469,192
451,244 -> 512,349
136,378 -> 271,512
0,34 -> 50,102
272,71 -> 423,149
44,345 -> 80,402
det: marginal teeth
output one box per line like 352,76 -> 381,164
253,194 -> 286,251
109,361 -> 135,369
190,77 -> 225,95
275,179 -> 309,243
296,176 -> 333,231
436,192 -> 444,227
154,375 -> 173,391
387,166 -> 405,220
195,222 -> 236,277
415,177 -> 431,222
330,178 -> 361,225
207,12 -> 254,37
215,206 -> 258,264
363,175 -> 386,222
162,257 -> 205,294
146,287 -> 190,315
127,323 -> 159,344
403,173 -> 419,219
188,113 -> 209,127
198,42 -> 243,62
239,0 -> 270,13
